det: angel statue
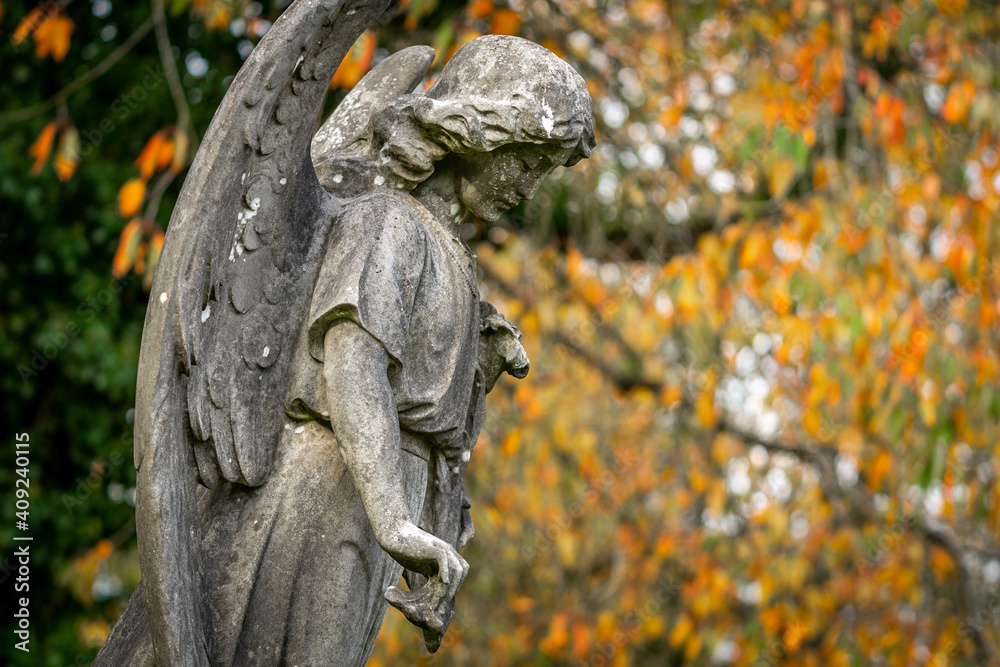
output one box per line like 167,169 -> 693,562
94,1 -> 594,665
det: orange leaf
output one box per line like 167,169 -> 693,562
539,611 -> 569,657
134,241 -> 148,275
94,539 -> 113,560
12,7 -> 43,45
54,126 -> 80,182
28,121 -> 57,176
868,449 -> 892,491
118,179 -> 147,218
803,408 -> 821,437
467,0 -> 494,20
34,13 -> 74,62
112,219 -> 144,278
490,9 -> 521,36
136,131 -> 167,180
501,428 -> 521,456
156,138 -> 175,172
738,231 -> 767,269
330,31 -> 376,90
941,80 -> 975,124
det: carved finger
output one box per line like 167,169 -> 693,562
436,551 -> 451,585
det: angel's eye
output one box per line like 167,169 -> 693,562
522,156 -> 541,171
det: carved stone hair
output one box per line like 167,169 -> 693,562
373,35 -> 596,187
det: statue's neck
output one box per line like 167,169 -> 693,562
411,162 -> 467,239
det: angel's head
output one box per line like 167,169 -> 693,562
373,35 -> 595,221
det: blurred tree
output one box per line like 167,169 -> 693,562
2,1 -> 1000,666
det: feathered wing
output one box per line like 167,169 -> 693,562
135,0 -> 392,489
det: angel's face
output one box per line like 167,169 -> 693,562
455,144 -> 571,223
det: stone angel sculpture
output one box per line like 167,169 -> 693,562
94,1 -> 594,665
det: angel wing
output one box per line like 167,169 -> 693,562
136,0 -> 393,489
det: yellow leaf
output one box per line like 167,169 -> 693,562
684,634 -> 702,661
738,231 -> 766,269
707,479 -> 726,515
112,219 -> 144,279
668,615 -> 693,648
767,158 -> 797,198
118,179 -> 147,218
643,615 -> 666,640
919,396 -> 937,427
803,409 -> 821,436
170,127 -> 189,174
54,126 -> 79,182
696,390 -> 717,428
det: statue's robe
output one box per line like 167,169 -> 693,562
97,191 -> 482,666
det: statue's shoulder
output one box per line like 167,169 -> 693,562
337,190 -> 434,239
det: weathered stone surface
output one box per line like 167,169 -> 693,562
95,2 -> 593,664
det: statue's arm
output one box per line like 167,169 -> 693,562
323,319 -> 469,591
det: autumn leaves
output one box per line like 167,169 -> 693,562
28,119 -> 79,181
117,126 -> 188,218
112,128 -> 189,287
11,2 -> 74,63
15,5 -> 79,182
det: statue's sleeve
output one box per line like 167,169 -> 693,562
305,196 -> 427,373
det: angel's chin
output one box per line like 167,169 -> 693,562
467,203 -> 502,224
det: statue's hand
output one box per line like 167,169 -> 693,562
384,575 -> 454,653
379,520 -> 469,592
380,522 -> 468,652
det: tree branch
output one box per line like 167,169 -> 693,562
482,248 -> 996,662
479,258 -> 663,392
0,15 -> 155,124
151,0 -> 197,157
